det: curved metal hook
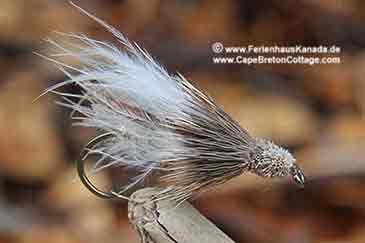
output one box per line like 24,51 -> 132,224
76,132 -> 131,201
76,157 -> 116,199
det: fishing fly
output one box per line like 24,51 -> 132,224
40,2 -> 305,203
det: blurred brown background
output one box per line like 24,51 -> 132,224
0,0 -> 364,243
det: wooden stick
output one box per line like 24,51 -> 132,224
128,188 -> 236,243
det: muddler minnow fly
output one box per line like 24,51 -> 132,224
39,2 -> 305,203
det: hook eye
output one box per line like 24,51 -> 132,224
290,164 -> 306,188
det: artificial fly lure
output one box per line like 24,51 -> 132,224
39,2 -> 305,203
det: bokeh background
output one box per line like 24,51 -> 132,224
0,0 -> 364,242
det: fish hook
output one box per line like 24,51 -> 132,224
76,133 -> 131,201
